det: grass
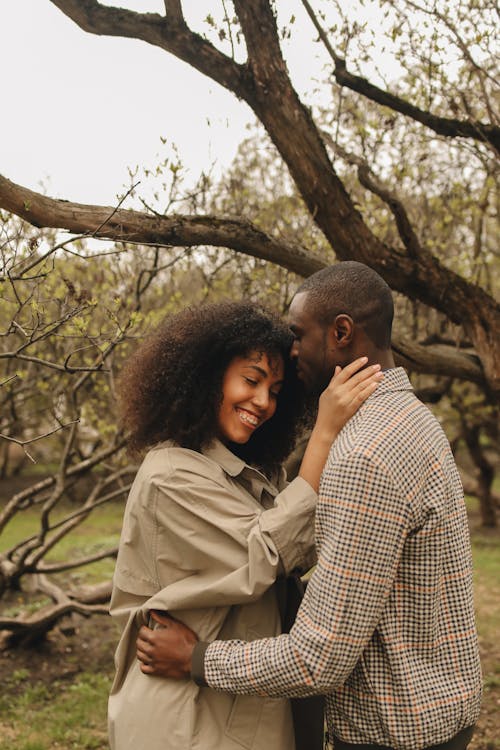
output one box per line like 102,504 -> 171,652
0,672 -> 112,750
0,501 -> 124,586
0,493 -> 120,749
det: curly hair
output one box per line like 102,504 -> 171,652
117,300 -> 307,473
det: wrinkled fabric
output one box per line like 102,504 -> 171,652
108,439 -> 318,750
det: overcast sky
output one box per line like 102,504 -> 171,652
0,1 -> 330,206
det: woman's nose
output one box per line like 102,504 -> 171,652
252,386 -> 270,411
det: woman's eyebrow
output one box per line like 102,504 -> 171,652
244,364 -> 284,383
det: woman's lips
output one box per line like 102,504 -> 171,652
236,407 -> 260,427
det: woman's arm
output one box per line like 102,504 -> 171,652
298,358 -> 383,491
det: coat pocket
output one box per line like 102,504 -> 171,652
224,694 -> 265,749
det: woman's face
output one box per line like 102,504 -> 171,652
217,351 -> 285,445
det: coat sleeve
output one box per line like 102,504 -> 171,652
112,450 -> 317,614
109,449 -> 317,695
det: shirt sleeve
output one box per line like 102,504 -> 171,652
200,452 -> 412,697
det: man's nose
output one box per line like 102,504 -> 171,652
290,340 -> 299,359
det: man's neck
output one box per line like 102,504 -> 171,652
372,350 -> 395,371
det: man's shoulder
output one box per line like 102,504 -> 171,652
334,386 -> 448,467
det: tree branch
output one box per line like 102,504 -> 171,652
300,0 -> 500,152
164,0 -> 184,24
0,174 -> 325,278
391,336 -> 483,383
324,138 -> 424,261
35,546 -> 118,574
0,574 -> 110,646
0,420 -> 80,463
44,1 -> 500,395
0,598 -> 109,644
49,0 -> 249,98
0,438 -> 126,534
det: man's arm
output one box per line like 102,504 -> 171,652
137,453 -> 411,696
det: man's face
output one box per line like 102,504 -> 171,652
288,292 -> 337,395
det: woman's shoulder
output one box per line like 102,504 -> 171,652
139,442 -> 225,483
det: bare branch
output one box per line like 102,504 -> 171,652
0,419 -> 79,457
48,0 -> 248,97
0,172 -> 497,390
71,580 -> 113,604
7,1 -> 499,395
35,546 -> 118,574
392,336 -> 483,383
323,137 -> 424,261
399,0 -> 499,93
0,599 -> 109,643
164,0 -> 184,24
92,180 -> 140,235
0,374 -> 18,388
300,0 -> 500,152
0,174 -> 325,278
0,438 -> 126,534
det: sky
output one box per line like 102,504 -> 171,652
0,0 -> 328,207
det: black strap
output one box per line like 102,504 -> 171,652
332,725 -> 474,750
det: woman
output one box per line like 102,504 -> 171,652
108,301 -> 381,750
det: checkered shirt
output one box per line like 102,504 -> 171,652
202,368 -> 482,749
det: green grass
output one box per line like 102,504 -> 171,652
471,531 -> 500,645
471,532 -> 500,577
0,501 -> 124,585
0,672 -> 112,750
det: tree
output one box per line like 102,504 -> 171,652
0,0 -> 498,591
2,197 -> 292,642
216,122 -> 499,526
0,0 -> 497,396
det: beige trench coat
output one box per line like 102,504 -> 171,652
108,440 -> 317,750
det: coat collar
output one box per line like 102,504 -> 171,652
202,439 -> 279,498
202,438 -> 247,477
369,366 -> 413,397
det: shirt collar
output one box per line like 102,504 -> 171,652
370,366 -> 413,397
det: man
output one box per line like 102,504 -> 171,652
137,262 -> 482,750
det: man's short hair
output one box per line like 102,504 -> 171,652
297,261 -> 394,349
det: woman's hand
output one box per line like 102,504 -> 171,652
298,357 -> 382,492
314,357 -> 383,442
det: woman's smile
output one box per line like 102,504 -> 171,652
217,352 -> 284,445
235,406 -> 261,428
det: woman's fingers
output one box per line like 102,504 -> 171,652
327,358 -> 383,390
320,364 -> 383,415
329,356 -> 368,383
315,358 -> 384,438
353,377 -> 382,402
327,362 -> 382,393
348,367 -> 384,394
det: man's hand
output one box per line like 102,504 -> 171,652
136,610 -> 198,679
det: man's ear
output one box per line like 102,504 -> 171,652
331,314 -> 354,348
